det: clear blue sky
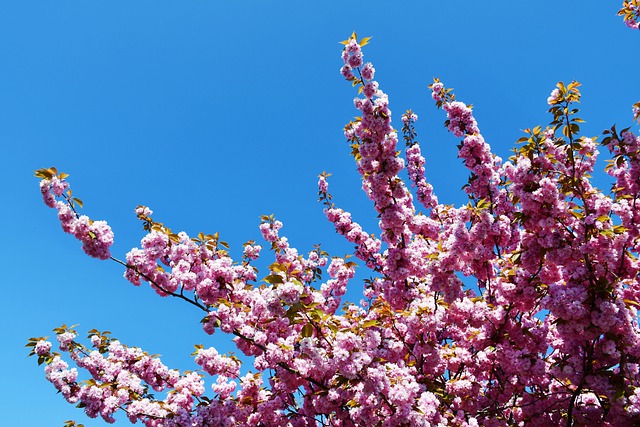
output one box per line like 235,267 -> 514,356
1,2 -> 637,425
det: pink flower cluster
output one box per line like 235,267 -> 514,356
36,328 -> 206,425
38,171 -> 114,260
547,87 -> 561,105
242,243 -> 262,260
401,111 -> 438,217
324,206 -> 383,271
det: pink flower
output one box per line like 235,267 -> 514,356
547,88 -> 561,105
363,81 -> 379,99
39,180 -> 56,208
50,176 -> 68,197
361,62 -> 375,80
318,175 -> 329,193
135,205 -> 153,217
56,201 -> 75,233
348,52 -> 363,68
57,331 -> 77,351
243,244 -> 262,260
340,65 -> 354,80
35,340 -> 52,355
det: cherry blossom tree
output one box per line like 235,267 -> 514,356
29,8 -> 640,427
619,0 -> 640,29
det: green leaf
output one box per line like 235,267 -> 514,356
624,298 -> 640,309
346,399 -> 358,408
286,303 -> 304,322
301,323 -> 314,338
361,319 -> 380,328
263,274 -> 284,284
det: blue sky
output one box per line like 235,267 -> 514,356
1,2 -> 638,425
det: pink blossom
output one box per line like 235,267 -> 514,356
243,243 -> 262,260
135,205 -> 153,217
361,62 -> 375,80
547,88 -> 561,105
340,64 -> 354,80
57,331 -> 76,351
35,340 -> 52,355
39,180 -> 56,208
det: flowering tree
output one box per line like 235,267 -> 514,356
29,9 -> 640,427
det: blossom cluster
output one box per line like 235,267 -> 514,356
401,111 -> 438,215
29,327 -> 205,425
32,27 -> 640,427
36,168 -> 114,260
619,0 -> 640,29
